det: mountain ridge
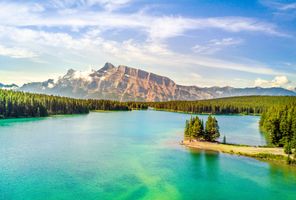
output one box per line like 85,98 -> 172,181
18,62 -> 296,101
0,83 -> 19,90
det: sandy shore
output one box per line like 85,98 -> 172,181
182,140 -> 290,163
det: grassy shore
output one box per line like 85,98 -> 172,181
182,140 -> 295,165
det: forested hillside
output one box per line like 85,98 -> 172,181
0,89 -> 138,118
260,105 -> 296,149
148,96 -> 296,114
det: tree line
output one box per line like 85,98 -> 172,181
0,89 -> 148,118
185,115 -> 220,142
260,105 -> 296,152
147,96 -> 296,115
1,89 -> 296,152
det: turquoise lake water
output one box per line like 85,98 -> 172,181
1,111 -> 296,200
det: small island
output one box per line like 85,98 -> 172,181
182,115 -> 296,165
184,115 -> 220,142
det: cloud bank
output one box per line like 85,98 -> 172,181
254,75 -> 293,88
0,0 -> 294,87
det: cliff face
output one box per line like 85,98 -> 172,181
19,62 -> 296,101
84,63 -> 179,101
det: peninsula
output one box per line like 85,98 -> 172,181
182,112 -> 296,165
182,140 -> 289,164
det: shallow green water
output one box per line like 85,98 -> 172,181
1,111 -> 296,200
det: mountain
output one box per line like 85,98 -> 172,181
0,83 -> 18,90
19,62 -> 296,101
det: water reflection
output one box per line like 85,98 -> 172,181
188,148 -> 220,179
204,150 -> 220,179
268,162 -> 296,182
0,117 -> 46,127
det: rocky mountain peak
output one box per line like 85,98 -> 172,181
0,83 -> 19,90
47,79 -> 55,84
99,62 -> 116,72
63,69 -> 76,79
18,62 -> 296,101
66,68 -> 76,75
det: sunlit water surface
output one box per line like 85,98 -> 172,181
1,111 -> 296,200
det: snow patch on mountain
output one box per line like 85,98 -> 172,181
48,82 -> 55,88
73,70 -> 94,82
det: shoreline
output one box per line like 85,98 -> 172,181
182,140 -> 293,165
151,108 -> 261,116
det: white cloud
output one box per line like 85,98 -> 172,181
280,3 -> 296,10
0,24 -> 281,76
49,0 -> 133,11
0,45 -> 37,58
88,0 -> 133,11
210,38 -> 243,46
94,37 -> 279,75
146,16 -> 284,41
73,69 -> 94,82
254,75 -> 290,87
274,75 -> 290,85
0,1 -> 288,42
195,17 -> 288,37
260,0 -> 296,11
192,38 -> 243,54
287,85 -> 295,90
0,1 -> 292,87
147,16 -> 196,41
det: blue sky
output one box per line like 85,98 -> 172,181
0,0 -> 295,89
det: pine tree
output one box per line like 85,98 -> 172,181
184,116 -> 205,141
204,115 -> 220,142
223,135 -> 226,144
184,120 -> 190,138
191,117 -> 204,139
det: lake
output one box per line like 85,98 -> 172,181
1,111 -> 296,200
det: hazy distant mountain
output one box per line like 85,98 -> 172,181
0,83 -> 18,90
19,63 -> 296,101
